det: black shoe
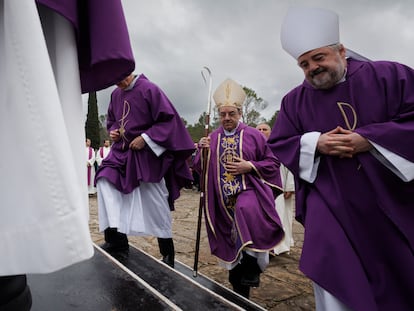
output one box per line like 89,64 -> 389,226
161,254 -> 175,268
158,238 -> 175,268
229,265 -> 250,298
0,275 -> 32,311
100,242 -> 129,254
102,227 -> 129,254
239,253 -> 261,287
232,283 -> 250,299
240,272 -> 260,288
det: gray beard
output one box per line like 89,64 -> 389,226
310,60 -> 345,90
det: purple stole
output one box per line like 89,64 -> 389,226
218,133 -> 243,207
218,132 -> 243,246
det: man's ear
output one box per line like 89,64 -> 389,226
339,44 -> 346,57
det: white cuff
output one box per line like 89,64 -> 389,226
299,132 -> 321,183
141,133 -> 166,157
370,142 -> 414,182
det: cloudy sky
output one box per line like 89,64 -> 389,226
91,0 -> 414,125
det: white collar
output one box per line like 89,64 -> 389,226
124,75 -> 139,91
223,122 -> 241,136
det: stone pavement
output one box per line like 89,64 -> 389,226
89,189 -> 315,311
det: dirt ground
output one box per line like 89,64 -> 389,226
89,189 -> 315,311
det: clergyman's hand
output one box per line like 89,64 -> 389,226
109,129 -> 121,142
225,157 -> 252,175
198,137 -> 210,148
317,126 -> 372,158
129,136 -> 146,150
344,131 -> 373,155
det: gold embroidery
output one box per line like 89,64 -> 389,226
219,134 -> 242,208
119,100 -> 130,149
337,102 -> 357,130
225,83 -> 231,106
222,172 -> 235,183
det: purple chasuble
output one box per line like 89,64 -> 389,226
268,59 -> 414,311
35,0 -> 135,93
95,74 -> 194,210
195,123 -> 284,263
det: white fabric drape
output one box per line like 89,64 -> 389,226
274,164 -> 295,255
97,179 -> 172,238
0,1 -> 93,275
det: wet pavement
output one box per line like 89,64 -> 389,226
89,189 -> 315,311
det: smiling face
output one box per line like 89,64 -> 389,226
218,106 -> 242,131
297,44 -> 347,89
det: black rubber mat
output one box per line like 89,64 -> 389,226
27,244 -> 266,311
108,244 -> 243,311
174,260 -> 266,311
28,247 -> 176,311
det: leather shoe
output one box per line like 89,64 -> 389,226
161,254 -> 174,268
232,283 -> 250,299
240,272 -> 260,287
100,242 -> 129,254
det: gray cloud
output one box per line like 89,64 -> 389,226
93,0 -> 414,125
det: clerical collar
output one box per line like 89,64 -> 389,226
124,75 -> 138,91
223,122 -> 241,136
337,68 -> 348,84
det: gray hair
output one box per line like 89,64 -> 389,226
328,43 -> 342,52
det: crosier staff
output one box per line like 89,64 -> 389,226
193,66 -> 212,277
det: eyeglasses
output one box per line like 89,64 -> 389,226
219,111 -> 238,118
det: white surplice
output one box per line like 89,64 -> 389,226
0,1 -> 93,275
274,164 -> 295,255
86,146 -> 97,194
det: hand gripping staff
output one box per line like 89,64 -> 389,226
193,66 -> 212,277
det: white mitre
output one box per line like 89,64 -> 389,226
281,7 -> 339,60
280,6 -> 369,61
213,78 -> 246,109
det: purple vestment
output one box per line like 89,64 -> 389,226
36,0 -> 135,93
95,74 -> 194,210
195,123 -> 284,263
268,59 -> 414,310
